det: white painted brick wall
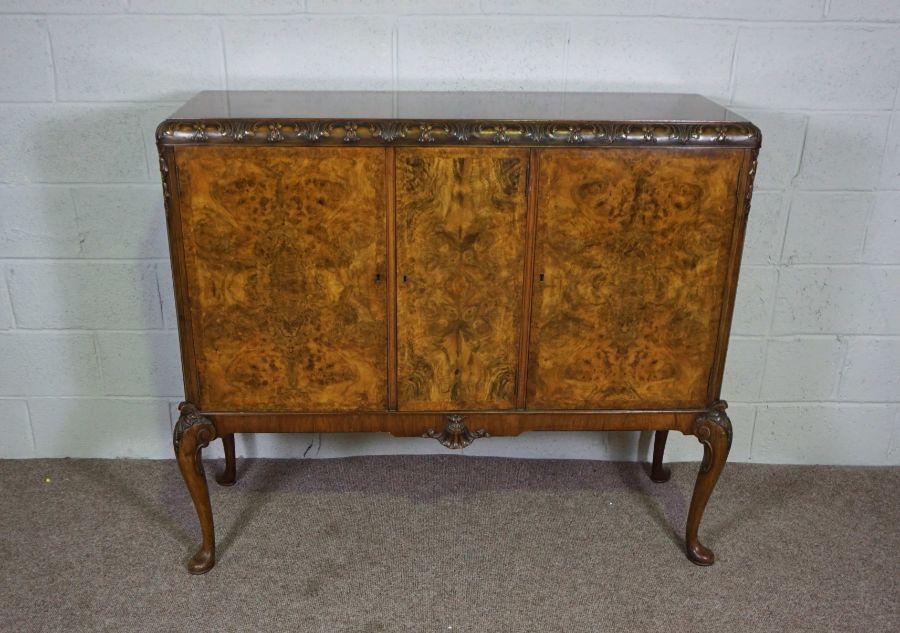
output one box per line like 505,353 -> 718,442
753,404 -> 899,464
731,109 -> 808,190
742,192 -> 788,265
95,331 -> 182,397
838,338 -> 900,401
398,18 -> 568,91
760,336 -> 846,400
0,186 -> 81,257
6,262 -> 163,329
720,338 -> 766,401
479,1 -> 826,20
49,17 -> 225,101
782,192 -> 873,264
773,267 -> 900,335
71,186 -> 168,258
0,0 -> 897,465
731,25 -> 900,110
828,0 -> 900,22
795,113 -> 892,190
0,332 -> 102,395
880,117 -> 900,188
28,397 -> 172,458
0,273 -> 12,329
0,17 -> 53,101
863,192 -> 900,263
0,1 -> 125,12
0,399 -> 32,458
226,17 -> 394,91
731,266 -> 778,335
0,105 -> 149,182
130,1 -> 307,14
567,19 -> 737,99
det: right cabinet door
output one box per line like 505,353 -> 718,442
526,148 -> 743,410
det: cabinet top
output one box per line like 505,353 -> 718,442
157,90 -> 760,149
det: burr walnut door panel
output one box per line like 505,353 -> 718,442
395,148 -> 529,411
527,148 -> 743,410
175,146 -> 388,411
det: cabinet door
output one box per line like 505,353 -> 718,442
175,146 -> 387,411
527,148 -> 743,410
396,148 -> 529,411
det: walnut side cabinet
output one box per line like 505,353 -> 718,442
156,91 -> 761,574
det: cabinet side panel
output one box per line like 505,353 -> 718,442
175,146 -> 387,411
707,148 -> 756,401
396,147 -> 528,411
527,148 -> 742,410
159,145 -> 199,402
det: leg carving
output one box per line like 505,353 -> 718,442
174,402 -> 217,574
650,430 -> 671,483
216,434 -> 237,486
685,400 -> 732,566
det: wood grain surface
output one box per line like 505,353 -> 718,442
175,146 -> 387,411
208,409 -> 697,437
395,148 -> 528,410
526,148 -> 743,410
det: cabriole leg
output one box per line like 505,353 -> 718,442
685,400 -> 732,566
174,402 -> 218,575
216,433 -> 237,486
650,430 -> 671,482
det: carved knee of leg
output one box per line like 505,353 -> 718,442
693,401 -> 733,472
174,402 -> 217,467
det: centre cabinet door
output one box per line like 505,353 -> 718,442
526,148 -> 744,410
395,148 -> 529,411
174,146 -> 388,412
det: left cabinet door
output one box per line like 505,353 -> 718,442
174,146 -> 388,411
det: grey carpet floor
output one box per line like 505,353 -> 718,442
1,456 -> 898,633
